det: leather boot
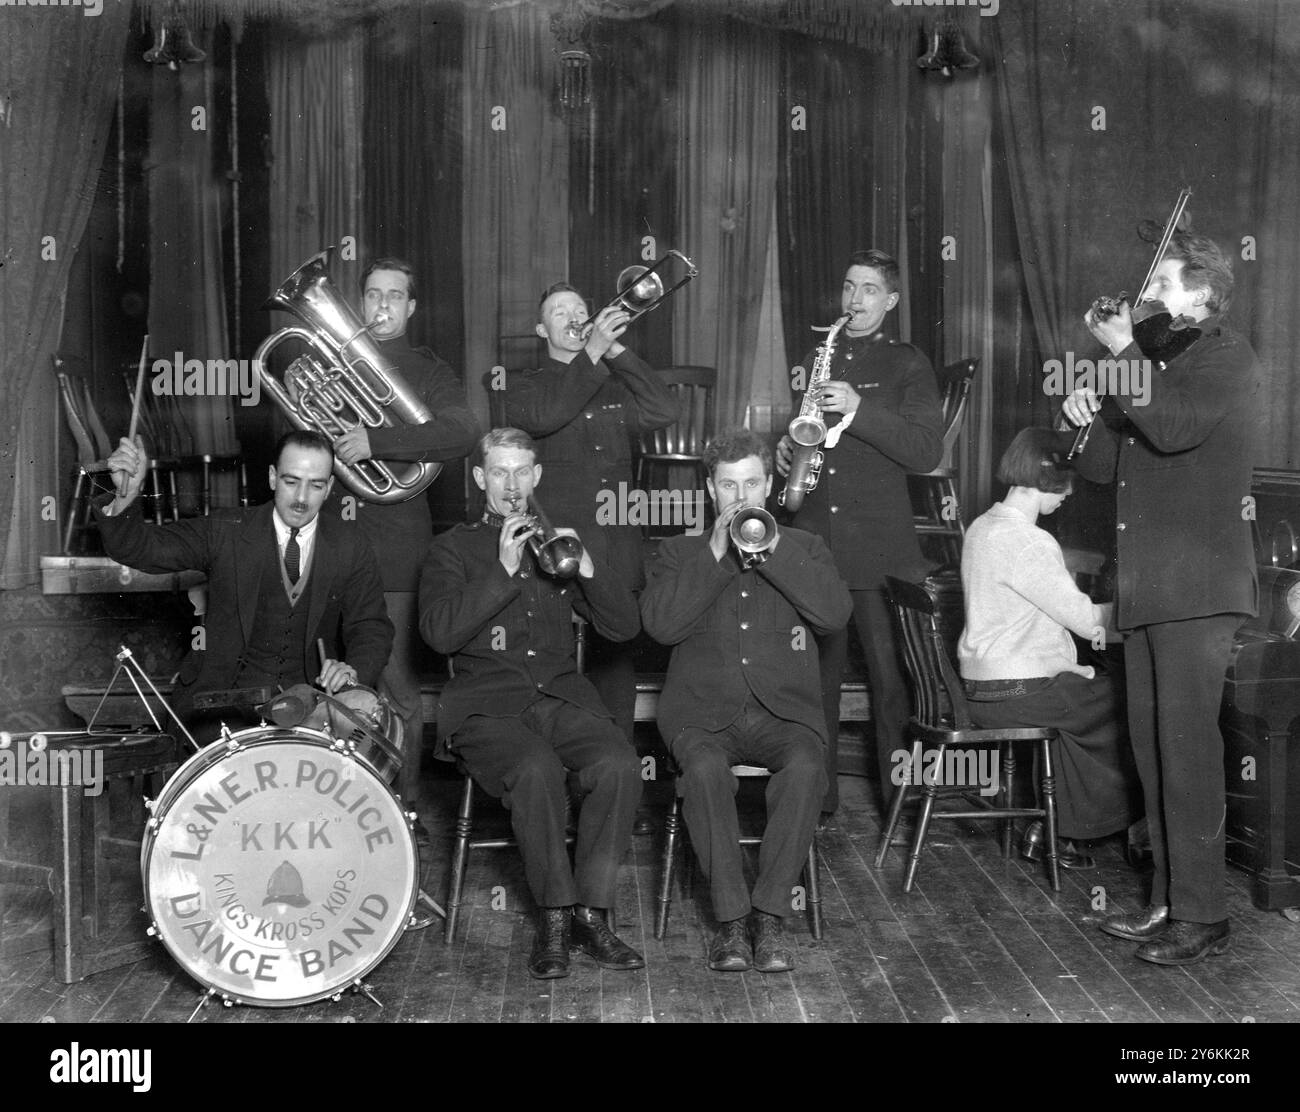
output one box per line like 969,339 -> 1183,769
708,919 -> 752,972
570,906 -> 645,970
1136,919 -> 1230,966
1100,904 -> 1170,942
749,910 -> 794,973
528,907 -> 571,980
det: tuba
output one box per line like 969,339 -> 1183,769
729,506 -> 779,569
778,314 -> 851,512
253,248 -> 441,504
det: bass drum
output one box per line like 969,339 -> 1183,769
141,725 -> 417,1007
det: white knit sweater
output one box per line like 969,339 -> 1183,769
958,502 -> 1107,681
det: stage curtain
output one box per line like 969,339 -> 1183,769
364,3 -> 465,371
147,30 -> 240,487
672,15 -> 779,429
993,0 -> 1300,468
0,3 -> 132,589
265,27 -> 364,314
775,34 -> 920,373
461,1 -> 570,427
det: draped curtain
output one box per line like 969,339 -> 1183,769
266,29 -> 364,310
0,3 -> 132,589
461,2 -> 570,427
993,0 -> 1300,468
672,16 -> 779,429
776,31 -> 920,370
148,32 -> 240,486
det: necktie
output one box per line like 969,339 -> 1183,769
285,527 -> 301,584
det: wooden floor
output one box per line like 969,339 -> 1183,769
3,743 -> 1299,1026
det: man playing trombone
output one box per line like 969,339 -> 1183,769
418,427 -> 644,980
641,430 -> 851,972
506,280 -> 679,753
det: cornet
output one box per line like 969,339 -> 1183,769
729,506 -> 779,570
506,492 -> 584,579
570,250 -> 699,341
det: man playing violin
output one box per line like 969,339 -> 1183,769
642,430 -> 851,972
1063,232 -> 1263,966
418,427 -> 644,980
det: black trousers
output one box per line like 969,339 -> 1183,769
1125,614 -> 1242,924
965,669 -> 1141,840
670,700 -> 826,923
819,588 -> 910,811
452,697 -> 641,910
586,630 -> 637,745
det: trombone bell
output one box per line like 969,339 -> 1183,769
580,250 -> 699,339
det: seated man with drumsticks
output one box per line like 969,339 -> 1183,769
641,429 -> 852,973
419,427 -> 644,980
96,429 -> 393,744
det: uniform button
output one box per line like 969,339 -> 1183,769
527,649 -> 537,657
1117,523 -> 1127,531
1127,437 -> 1135,445
741,657 -> 750,666
740,621 -> 750,630
536,682 -> 544,689
1118,481 -> 1126,488
585,413 -> 593,420
594,444 -> 603,451
740,591 -> 749,598
526,610 -> 533,617
830,506 -> 839,514
828,467 -> 836,476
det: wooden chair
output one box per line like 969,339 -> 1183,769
877,575 -> 1062,892
910,357 -> 978,567
635,367 -> 716,536
443,617 -> 612,942
655,764 -> 824,941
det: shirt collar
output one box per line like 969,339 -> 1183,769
272,510 -> 320,547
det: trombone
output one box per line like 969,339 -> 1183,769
567,250 -> 699,341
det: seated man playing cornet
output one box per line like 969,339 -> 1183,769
641,430 -> 852,973
418,427 -> 644,980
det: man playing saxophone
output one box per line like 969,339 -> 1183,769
776,250 -> 944,821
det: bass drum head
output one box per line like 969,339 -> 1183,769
141,727 -> 417,1007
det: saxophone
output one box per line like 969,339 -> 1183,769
778,314 -> 851,512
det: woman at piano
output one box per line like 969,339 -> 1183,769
957,428 -> 1143,869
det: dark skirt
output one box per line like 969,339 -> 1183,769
965,668 -> 1141,840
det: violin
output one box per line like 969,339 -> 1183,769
1068,187 -> 1200,458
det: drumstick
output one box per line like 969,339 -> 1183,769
317,638 -> 329,673
127,334 -> 148,444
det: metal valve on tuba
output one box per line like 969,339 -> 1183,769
728,506 -> 779,570
567,250 -> 700,342
507,492 -> 584,579
253,247 -> 442,504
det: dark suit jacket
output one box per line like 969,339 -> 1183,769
96,499 -> 393,711
505,349 -> 678,588
1073,316 -> 1262,629
418,521 -> 641,752
641,527 -> 853,746
788,331 -> 943,589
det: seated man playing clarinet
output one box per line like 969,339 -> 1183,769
641,430 -> 852,973
418,427 -> 644,980
96,430 -> 393,744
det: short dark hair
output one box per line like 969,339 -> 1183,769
476,426 -> 537,468
702,428 -> 773,479
361,257 -> 418,302
846,249 -> 900,294
537,281 -> 584,315
273,429 -> 334,470
1164,232 -> 1233,314
996,428 -> 1073,494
